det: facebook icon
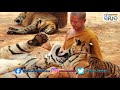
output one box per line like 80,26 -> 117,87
14,68 -> 22,74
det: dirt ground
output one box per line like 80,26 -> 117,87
0,12 -> 120,65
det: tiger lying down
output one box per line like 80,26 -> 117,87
7,12 -> 67,35
0,33 -> 120,78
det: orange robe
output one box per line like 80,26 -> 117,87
62,27 -> 103,61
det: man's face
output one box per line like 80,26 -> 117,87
70,15 -> 86,31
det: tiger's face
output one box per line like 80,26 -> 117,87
70,39 -> 93,55
14,12 -> 27,24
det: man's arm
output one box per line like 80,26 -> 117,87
90,36 -> 103,61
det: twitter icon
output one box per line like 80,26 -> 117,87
78,68 -> 84,74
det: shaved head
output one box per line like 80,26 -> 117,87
70,12 -> 86,20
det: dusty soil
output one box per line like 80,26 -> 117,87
0,12 -> 120,65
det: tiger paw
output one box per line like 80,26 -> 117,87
7,30 -> 26,35
27,32 -> 48,46
7,25 -> 24,35
7,30 -> 16,34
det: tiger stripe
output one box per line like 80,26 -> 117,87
16,43 -> 29,53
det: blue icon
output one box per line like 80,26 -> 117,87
14,68 -> 22,74
78,68 -> 84,74
104,14 -> 118,21
51,67 -> 59,74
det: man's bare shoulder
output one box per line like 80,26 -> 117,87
66,28 -> 75,36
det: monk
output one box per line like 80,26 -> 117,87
42,12 -> 103,61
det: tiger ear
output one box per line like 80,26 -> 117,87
89,43 -> 93,46
75,39 -> 81,45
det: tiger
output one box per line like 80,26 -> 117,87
0,32 -> 48,59
0,32 -> 69,78
38,39 -> 91,78
0,32 -> 71,78
71,39 -> 120,78
0,32 -> 51,78
7,12 -> 67,35
38,39 -> 120,78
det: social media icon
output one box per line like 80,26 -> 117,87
51,67 -> 59,74
78,68 -> 84,74
14,68 -> 22,74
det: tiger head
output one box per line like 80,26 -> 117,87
70,38 -> 93,57
14,12 -> 27,24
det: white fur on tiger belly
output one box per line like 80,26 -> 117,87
0,59 -> 28,75
0,41 -> 34,59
